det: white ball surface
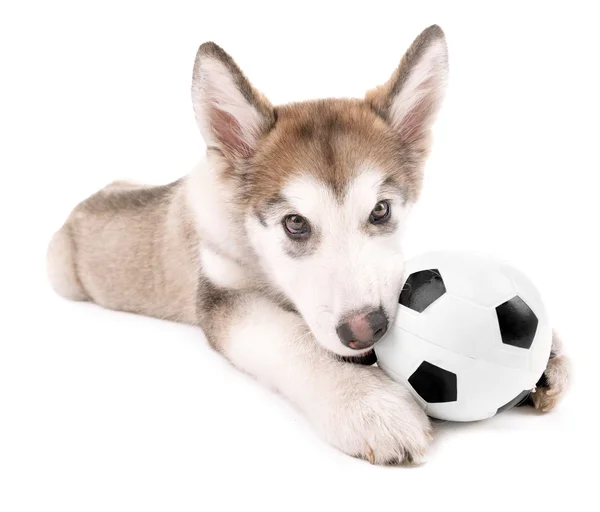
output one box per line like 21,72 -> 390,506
376,251 -> 552,422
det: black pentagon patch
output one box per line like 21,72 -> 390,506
408,361 -> 457,403
496,390 -> 531,414
496,296 -> 538,349
399,269 -> 446,313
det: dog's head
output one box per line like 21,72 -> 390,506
191,26 -> 448,357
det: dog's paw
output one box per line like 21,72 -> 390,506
528,329 -> 571,412
530,352 -> 571,412
314,366 -> 431,465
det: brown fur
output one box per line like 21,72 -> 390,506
47,27 -> 568,418
194,30 -> 448,212
45,25 -> 455,345
48,180 -> 201,324
44,27 -> 575,469
248,100 -> 423,208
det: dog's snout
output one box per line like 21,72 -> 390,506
368,308 -> 389,341
336,307 -> 389,350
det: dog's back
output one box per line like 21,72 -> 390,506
47,179 -> 200,324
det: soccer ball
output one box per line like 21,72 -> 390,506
376,251 -> 552,422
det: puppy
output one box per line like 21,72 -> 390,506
47,25 -> 570,464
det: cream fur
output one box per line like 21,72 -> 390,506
47,26 -> 570,466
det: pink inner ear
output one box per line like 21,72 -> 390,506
210,108 -> 254,159
396,76 -> 437,144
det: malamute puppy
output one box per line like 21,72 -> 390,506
47,26 -> 570,464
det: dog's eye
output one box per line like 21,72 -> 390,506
370,200 -> 391,224
283,214 -> 310,238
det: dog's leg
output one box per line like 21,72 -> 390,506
527,330 -> 571,412
205,293 -> 431,465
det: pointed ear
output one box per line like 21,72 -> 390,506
192,43 -> 276,162
365,25 -> 448,149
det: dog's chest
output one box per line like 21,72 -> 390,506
199,247 -> 253,290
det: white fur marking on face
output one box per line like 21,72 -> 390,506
282,168 -> 399,226
246,167 -> 409,357
345,169 -> 398,218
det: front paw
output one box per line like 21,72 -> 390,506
314,366 -> 431,465
529,329 -> 571,412
531,353 -> 571,412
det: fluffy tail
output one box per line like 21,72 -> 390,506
46,224 -> 88,301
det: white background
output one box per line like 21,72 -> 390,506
1,1 -> 598,511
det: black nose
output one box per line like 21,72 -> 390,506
368,309 -> 389,342
336,307 -> 389,350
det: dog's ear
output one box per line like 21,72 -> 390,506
192,43 -> 276,162
365,25 -> 448,150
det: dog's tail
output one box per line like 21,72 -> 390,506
47,222 -> 88,301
